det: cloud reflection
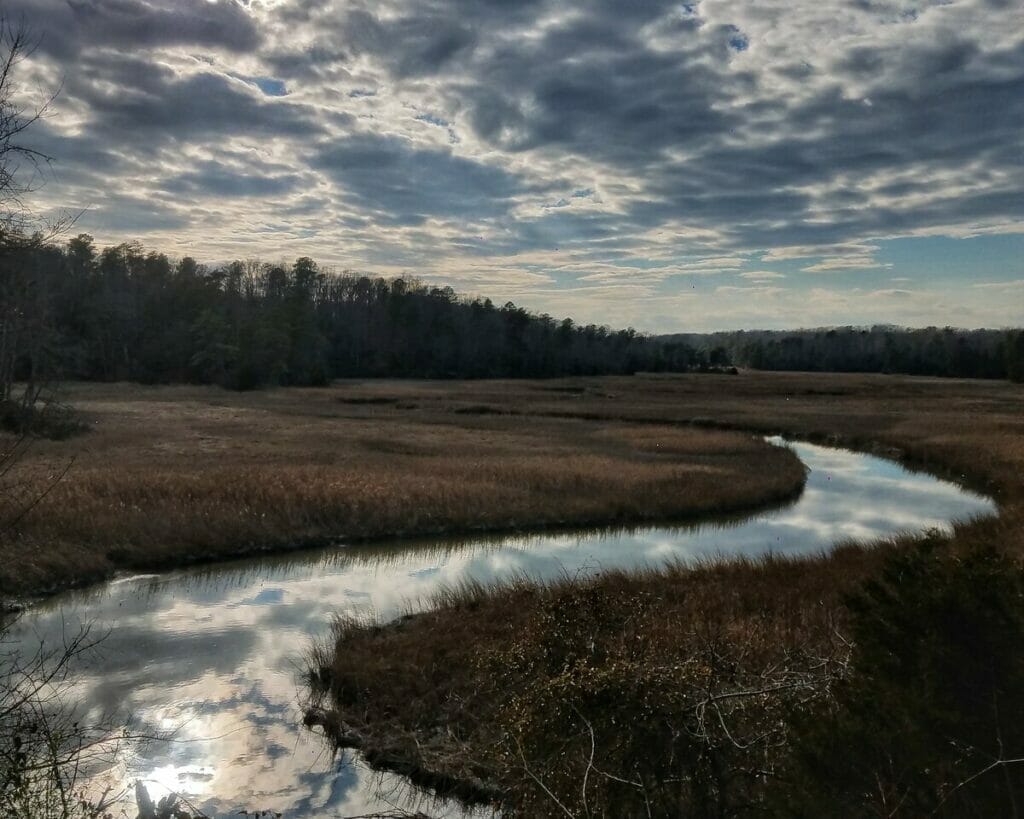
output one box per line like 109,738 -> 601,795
13,440 -> 995,816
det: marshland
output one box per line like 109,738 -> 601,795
4,371 -> 1020,816
3,0 -> 1024,814
5,369 -> 1019,601
300,371 -> 1024,816
1,379 -> 810,599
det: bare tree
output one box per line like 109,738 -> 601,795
0,13 -> 58,242
0,10 -> 73,427
0,15 -> 112,815
0,618 -> 132,817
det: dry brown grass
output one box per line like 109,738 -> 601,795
302,371 -> 1024,811
0,380 -> 807,598
310,543 -> 882,740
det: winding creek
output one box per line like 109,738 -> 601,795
11,438 -> 997,816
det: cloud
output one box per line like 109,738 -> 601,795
74,63 -> 323,143
9,0 -> 1023,332
869,288 -> 915,298
802,257 -> 893,273
339,8 -> 478,78
83,194 -> 191,232
160,161 -> 303,199
739,271 -> 786,281
972,279 -> 1024,291
9,0 -> 261,58
575,255 -> 751,283
715,285 -> 787,297
313,133 -> 528,226
762,244 -> 881,262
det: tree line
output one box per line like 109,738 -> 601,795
5,235 -> 1022,396
664,326 -> 1024,382
6,235 -> 1022,397
5,236 -> 706,392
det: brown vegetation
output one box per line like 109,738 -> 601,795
306,550 -> 867,813
0,379 -> 808,599
304,371 -> 1024,815
6,372 -> 1023,810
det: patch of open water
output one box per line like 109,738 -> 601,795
11,438 -> 996,816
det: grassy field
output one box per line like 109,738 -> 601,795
0,379 -> 808,599
301,371 -> 1024,815
7,372 -> 1023,811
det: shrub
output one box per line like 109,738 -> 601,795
0,397 -> 86,440
780,538 -> 1024,816
488,581 -> 838,817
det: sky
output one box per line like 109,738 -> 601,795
10,0 -> 1024,332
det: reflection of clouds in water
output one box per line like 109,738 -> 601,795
12,440 -> 995,816
230,587 -> 286,606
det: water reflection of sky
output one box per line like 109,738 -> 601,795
11,440 -> 996,816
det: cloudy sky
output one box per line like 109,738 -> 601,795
11,0 -> 1024,331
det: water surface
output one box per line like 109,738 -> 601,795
12,439 -> 996,815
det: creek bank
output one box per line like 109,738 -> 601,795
303,707 -> 503,806
13,429 -> 999,815
2,432 -> 807,610
302,438 -> 1002,812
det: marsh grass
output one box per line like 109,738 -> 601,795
0,382 -> 806,598
5,373 -> 1023,809
302,372 -> 1024,814
305,543 -> 887,812
312,528 -> 1016,815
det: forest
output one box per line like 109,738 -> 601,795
2,236 -> 697,393
668,326 -> 1024,382
1,235 -> 1021,403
